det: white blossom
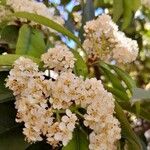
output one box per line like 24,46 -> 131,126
41,44 -> 76,73
83,14 -> 139,64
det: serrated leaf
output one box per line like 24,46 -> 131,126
71,50 -> 88,78
16,24 -> 46,58
115,102 -> 142,150
62,127 -> 89,150
113,0 -> 123,22
14,12 -> 81,47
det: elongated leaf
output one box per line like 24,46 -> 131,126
72,50 -> 88,78
0,126 -> 29,150
113,0 -> 123,22
99,63 -> 126,92
109,65 -> 136,93
0,92 -> 14,103
132,88 -> 150,103
0,101 -> 17,134
1,25 -> 19,49
0,71 -> 14,103
122,0 -> 133,30
131,0 -> 141,11
14,12 -> 81,47
105,86 -> 129,101
26,142 -> 51,150
16,24 -> 46,58
62,127 -> 89,150
0,54 -> 41,67
115,102 -> 142,150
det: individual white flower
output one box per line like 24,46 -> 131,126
83,14 -> 139,63
41,44 -> 76,73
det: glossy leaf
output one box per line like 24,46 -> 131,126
62,127 -> 89,150
0,25 -> 19,49
115,102 -> 142,150
113,0 -> 123,22
105,86 -> 129,101
0,101 -> 17,134
16,24 -> 46,58
0,54 -> 41,67
14,12 -> 81,47
26,142 -> 52,150
109,65 -> 136,93
72,50 -> 88,78
0,126 -> 29,150
99,62 -> 126,92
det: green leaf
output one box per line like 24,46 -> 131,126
105,86 -> 129,101
62,127 -> 89,150
99,62 -> 126,92
16,24 -> 46,58
0,126 -> 29,150
131,0 -> 141,11
132,88 -> 150,103
0,54 -> 41,67
0,101 -> 18,134
0,0 -> 6,5
26,142 -> 51,150
0,92 -> 14,103
122,0 -> 133,30
0,71 -> 14,103
0,25 -> 19,49
115,102 -> 142,150
113,0 -> 123,22
109,65 -> 136,93
71,50 -> 88,78
14,12 -> 81,47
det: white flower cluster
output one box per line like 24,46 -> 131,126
41,44 -> 76,73
6,56 -> 77,147
6,44 -> 121,149
83,14 -> 139,64
2,0 -> 64,32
